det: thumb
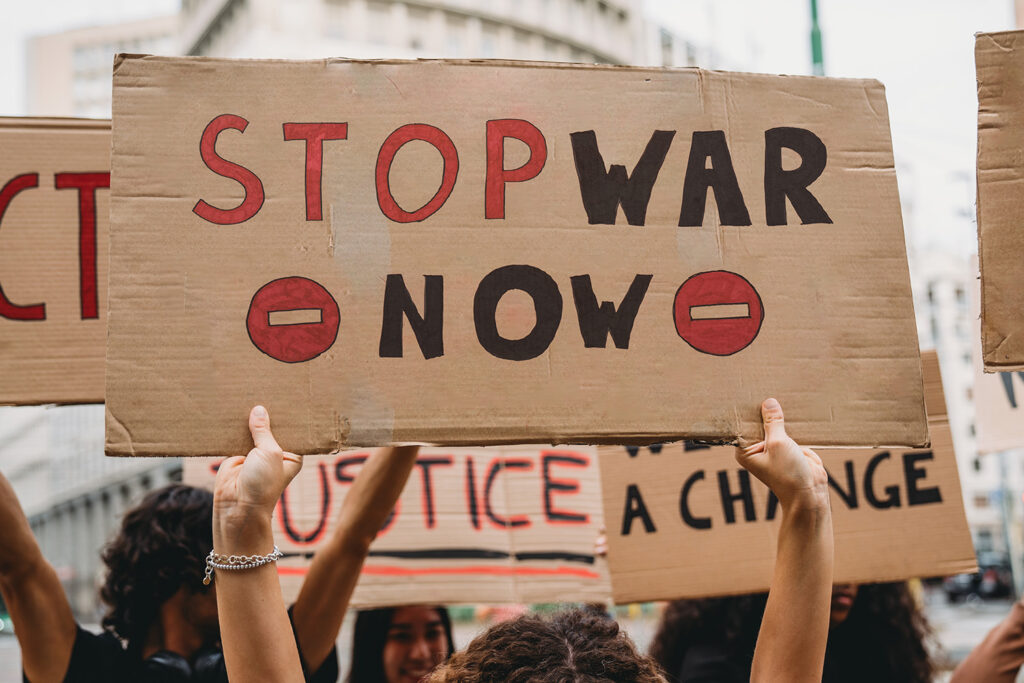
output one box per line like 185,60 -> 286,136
249,405 -> 282,454
761,398 -> 787,442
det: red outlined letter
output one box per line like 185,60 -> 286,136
283,122 -> 348,221
541,451 -> 590,525
0,173 -> 45,321
55,172 -> 109,320
673,270 -> 764,356
375,123 -> 458,223
276,461 -> 332,545
485,119 -> 547,219
246,276 -> 340,363
484,458 -> 534,529
193,114 -> 265,225
415,456 -> 454,529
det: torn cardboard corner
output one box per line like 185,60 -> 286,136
0,117 -> 110,406
600,350 -> 975,604
183,445 -> 610,606
976,31 -> 1024,371
106,55 -> 926,457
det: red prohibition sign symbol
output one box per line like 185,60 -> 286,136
246,276 -> 340,363
673,270 -> 764,356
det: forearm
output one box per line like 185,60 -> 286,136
292,445 -> 420,670
0,473 -> 46,577
752,493 -> 833,683
333,446 -> 420,547
951,601 -> 1024,683
0,473 -> 76,682
214,513 -> 304,683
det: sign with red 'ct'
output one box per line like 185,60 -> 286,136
0,118 -> 110,405
105,56 -> 926,457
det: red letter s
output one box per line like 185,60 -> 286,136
193,114 -> 265,225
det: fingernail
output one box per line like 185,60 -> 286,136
763,398 -> 780,411
253,405 -> 267,418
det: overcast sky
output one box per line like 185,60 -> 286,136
0,0 -> 1015,253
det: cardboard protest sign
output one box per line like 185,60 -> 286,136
599,350 -> 974,603
976,31 -> 1024,372
0,117 -> 109,405
971,256 -> 1024,453
183,445 -> 609,606
106,55 -> 927,457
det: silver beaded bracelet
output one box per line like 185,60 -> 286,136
203,546 -> 283,585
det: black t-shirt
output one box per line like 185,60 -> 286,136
23,607 -> 340,683
676,642 -> 749,683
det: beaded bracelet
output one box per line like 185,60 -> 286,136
203,546 -> 283,585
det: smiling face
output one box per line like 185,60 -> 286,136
382,606 -> 449,683
830,583 -> 859,627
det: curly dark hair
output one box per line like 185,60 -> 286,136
429,608 -> 666,682
823,583 -> 935,683
348,606 -> 455,682
649,583 -> 934,683
99,484 -> 214,652
649,592 -> 768,683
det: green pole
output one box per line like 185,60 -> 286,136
810,0 -> 824,76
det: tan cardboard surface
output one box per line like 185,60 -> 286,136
977,31 -> 1024,371
107,55 -> 926,456
972,256 -> 1024,453
599,350 -> 975,603
184,445 -> 609,606
0,117 -> 110,405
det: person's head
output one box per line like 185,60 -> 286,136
99,484 -> 216,653
349,606 -> 454,683
829,583 -> 858,627
649,593 -> 768,683
429,608 -> 665,682
823,581 -> 934,683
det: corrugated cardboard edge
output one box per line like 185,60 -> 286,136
976,30 -> 1024,372
112,52 -> 885,87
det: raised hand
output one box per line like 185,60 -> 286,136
735,398 -> 828,511
214,405 -> 303,548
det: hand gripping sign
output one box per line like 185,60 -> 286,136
105,56 -> 926,457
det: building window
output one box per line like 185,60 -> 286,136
927,283 -> 936,304
978,529 -> 994,552
660,29 -> 673,67
974,494 -> 990,508
446,14 -> 466,56
970,423 -> 977,437
367,1 -> 390,44
481,22 -> 500,58
973,458 -> 981,472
